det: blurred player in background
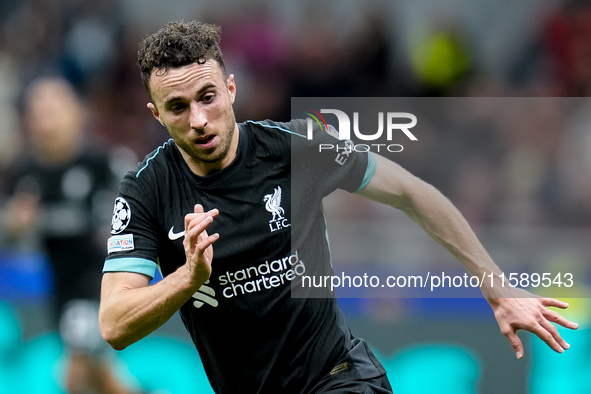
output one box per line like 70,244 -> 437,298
99,21 -> 579,393
2,77 -> 138,394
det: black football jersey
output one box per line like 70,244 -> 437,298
104,119 -> 380,393
4,150 -> 118,310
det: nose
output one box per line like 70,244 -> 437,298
189,101 -> 207,131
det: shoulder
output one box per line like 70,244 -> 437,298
118,139 -> 176,193
131,139 -> 176,179
242,119 -> 307,140
240,119 -> 308,156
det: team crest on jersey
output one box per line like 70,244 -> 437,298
263,186 -> 291,232
111,197 -> 131,234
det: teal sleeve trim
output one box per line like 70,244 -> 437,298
355,152 -> 377,193
245,120 -> 307,139
136,139 -> 172,178
103,257 -> 157,279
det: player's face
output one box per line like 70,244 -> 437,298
147,60 -> 238,176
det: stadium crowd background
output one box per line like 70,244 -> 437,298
0,0 -> 590,393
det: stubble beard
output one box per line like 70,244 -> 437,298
185,110 -> 237,165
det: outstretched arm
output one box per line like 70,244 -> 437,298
357,154 -> 579,358
99,204 -> 219,350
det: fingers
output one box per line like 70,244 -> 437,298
504,330 -> 524,359
184,214 -> 218,253
195,232 -> 220,255
185,215 -> 210,248
518,300 -> 578,356
540,298 -> 569,309
496,297 -> 579,360
184,205 -> 219,232
503,318 -> 564,359
536,319 -> 568,353
541,307 -> 579,330
183,205 -> 220,253
179,205 -> 220,286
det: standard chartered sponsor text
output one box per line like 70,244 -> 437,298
217,251 -> 306,298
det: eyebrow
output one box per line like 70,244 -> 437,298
163,83 -> 217,108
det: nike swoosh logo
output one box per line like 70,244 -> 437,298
168,227 -> 185,240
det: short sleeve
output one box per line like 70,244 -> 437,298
103,170 -> 160,278
289,119 -> 375,196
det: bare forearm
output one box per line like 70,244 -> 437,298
405,182 -> 501,276
358,155 -> 504,295
360,155 -> 579,357
400,182 -> 513,300
99,266 -> 200,350
100,205 -> 218,350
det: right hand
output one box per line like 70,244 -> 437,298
487,288 -> 578,359
183,204 -> 219,286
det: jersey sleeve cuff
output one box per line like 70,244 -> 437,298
103,257 -> 157,279
355,152 -> 377,193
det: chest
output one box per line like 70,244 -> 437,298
156,161 -> 294,276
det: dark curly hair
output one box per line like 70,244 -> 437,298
138,21 -> 226,93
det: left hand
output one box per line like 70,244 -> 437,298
488,289 -> 579,359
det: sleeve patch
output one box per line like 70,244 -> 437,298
110,197 -> 132,234
107,234 -> 135,254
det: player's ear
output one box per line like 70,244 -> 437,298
227,74 -> 236,104
147,102 -> 166,127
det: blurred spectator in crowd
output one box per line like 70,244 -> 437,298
541,0 -> 591,96
1,77 -> 137,394
409,22 -> 473,96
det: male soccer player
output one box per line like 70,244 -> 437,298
99,21 -> 579,393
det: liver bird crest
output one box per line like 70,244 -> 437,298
264,186 -> 285,222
